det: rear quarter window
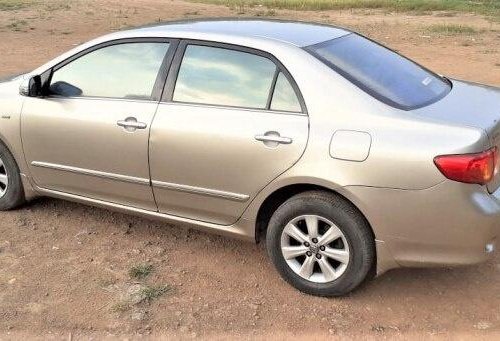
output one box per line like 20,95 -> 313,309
306,34 -> 451,110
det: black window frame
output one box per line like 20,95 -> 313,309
161,39 -> 307,115
305,33 -> 452,111
40,38 -> 180,102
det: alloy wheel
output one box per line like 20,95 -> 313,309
0,156 -> 8,198
280,215 -> 350,283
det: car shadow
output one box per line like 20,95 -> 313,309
20,197 -> 500,303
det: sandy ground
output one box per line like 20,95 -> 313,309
0,0 -> 499,339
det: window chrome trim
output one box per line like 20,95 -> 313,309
44,95 -> 159,104
158,101 -> 307,116
31,161 -> 150,185
151,180 -> 249,202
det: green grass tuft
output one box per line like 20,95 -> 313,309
139,285 -> 171,302
128,264 -> 154,280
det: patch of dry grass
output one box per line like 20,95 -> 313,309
189,0 -> 500,20
5,19 -> 28,31
129,264 -> 154,280
426,23 -> 479,35
0,0 -> 34,11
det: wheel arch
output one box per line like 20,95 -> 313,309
0,130 -> 38,201
254,182 -> 376,244
0,131 -> 14,155
0,114 -> 30,176
0,132 -> 29,175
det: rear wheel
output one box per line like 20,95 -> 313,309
266,191 -> 374,296
0,142 -> 25,210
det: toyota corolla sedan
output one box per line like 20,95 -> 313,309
0,19 -> 498,296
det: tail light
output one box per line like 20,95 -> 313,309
434,147 -> 497,185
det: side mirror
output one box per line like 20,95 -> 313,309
19,75 -> 42,97
50,81 -> 82,97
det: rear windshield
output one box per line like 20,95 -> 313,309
306,34 -> 451,110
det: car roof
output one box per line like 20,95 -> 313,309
126,19 -> 351,47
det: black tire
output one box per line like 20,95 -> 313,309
0,141 -> 25,210
266,190 -> 375,297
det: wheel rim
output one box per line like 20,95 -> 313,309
280,215 -> 350,284
0,156 -> 8,198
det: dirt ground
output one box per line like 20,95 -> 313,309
0,0 -> 499,339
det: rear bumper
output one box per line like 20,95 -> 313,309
346,181 -> 499,273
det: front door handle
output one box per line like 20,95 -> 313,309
117,117 -> 147,131
255,132 -> 293,145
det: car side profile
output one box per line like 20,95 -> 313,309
0,19 -> 499,296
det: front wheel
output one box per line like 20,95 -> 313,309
266,191 -> 375,297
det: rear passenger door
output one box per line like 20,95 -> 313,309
149,41 -> 309,225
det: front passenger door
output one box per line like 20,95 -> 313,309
22,40 -> 174,210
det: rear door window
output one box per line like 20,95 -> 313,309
173,45 -> 277,109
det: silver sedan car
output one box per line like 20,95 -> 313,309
0,19 -> 498,296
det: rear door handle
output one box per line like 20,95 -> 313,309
255,133 -> 293,145
117,117 -> 147,130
